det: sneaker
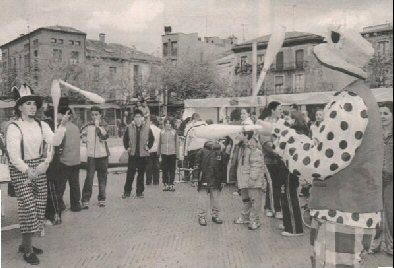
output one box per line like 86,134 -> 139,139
275,212 -> 283,219
199,216 -> 207,226
122,193 -> 131,199
163,185 -> 168,191
81,202 -> 89,209
234,217 -> 250,224
281,231 -> 304,237
169,185 -> 176,192
18,246 -> 43,255
212,216 -> 223,224
265,210 -> 274,217
98,201 -> 106,207
248,222 -> 261,230
278,223 -> 285,230
23,252 -> 39,265
44,219 -> 53,226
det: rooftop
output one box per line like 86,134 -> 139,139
362,23 -> 393,34
236,31 -> 324,47
86,39 -> 161,63
1,25 -> 86,49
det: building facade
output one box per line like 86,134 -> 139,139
224,32 -> 332,96
362,23 -> 393,88
162,26 -> 236,65
0,26 -> 161,102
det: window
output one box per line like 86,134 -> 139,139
163,43 -> 168,57
109,67 -> 117,76
93,65 -> 99,81
33,75 -> 38,86
51,38 -> 57,43
294,73 -> 305,92
276,52 -> 284,70
69,40 -> 74,45
33,39 -> 38,46
134,65 -> 141,85
34,50 -> 38,57
377,41 -> 390,55
58,39 -> 64,44
24,54 -> 29,68
171,59 -> 177,66
274,75 -> 284,93
76,41 -> 81,46
24,43 -> 29,50
53,49 -> 62,62
295,49 -> 304,68
240,56 -> 248,70
70,51 -> 79,64
257,54 -> 264,64
171,41 -> 178,56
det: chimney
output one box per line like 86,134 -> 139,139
164,26 -> 172,34
99,33 -> 106,43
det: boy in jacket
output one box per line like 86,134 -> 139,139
195,140 -> 227,226
81,106 -> 110,208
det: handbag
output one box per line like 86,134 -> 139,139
0,163 -> 10,183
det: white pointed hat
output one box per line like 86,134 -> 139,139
313,26 -> 374,79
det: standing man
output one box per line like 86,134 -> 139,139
146,115 -> 161,186
81,106 -> 110,208
122,109 -> 154,198
56,104 -> 82,212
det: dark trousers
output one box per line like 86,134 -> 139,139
281,171 -> 303,234
124,155 -> 147,195
185,149 -> 199,181
45,162 -> 61,222
146,152 -> 160,185
56,163 -> 81,209
82,157 -> 108,202
265,163 -> 286,213
45,180 -> 61,222
161,154 -> 176,185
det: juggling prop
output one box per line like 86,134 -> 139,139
253,25 -> 286,96
193,124 -> 263,139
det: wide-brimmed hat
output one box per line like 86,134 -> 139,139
313,26 -> 374,80
12,84 -> 42,109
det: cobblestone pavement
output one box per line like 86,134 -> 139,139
1,170 -> 393,268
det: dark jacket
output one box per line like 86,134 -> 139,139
195,141 -> 226,191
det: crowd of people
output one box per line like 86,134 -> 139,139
0,28 -> 392,268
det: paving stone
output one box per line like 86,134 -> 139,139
1,171 -> 392,268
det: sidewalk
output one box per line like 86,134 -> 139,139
1,171 -> 392,268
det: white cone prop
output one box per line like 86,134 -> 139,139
193,124 -> 263,139
253,25 -> 286,96
51,80 -> 61,131
59,80 -> 105,104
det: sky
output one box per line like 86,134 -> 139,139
0,0 -> 392,56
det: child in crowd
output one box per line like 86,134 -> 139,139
234,132 -> 266,230
195,140 -> 227,226
158,118 -> 178,191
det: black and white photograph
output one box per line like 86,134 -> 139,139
0,0 -> 393,267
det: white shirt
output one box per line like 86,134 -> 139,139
6,119 -> 66,173
149,124 -> 161,153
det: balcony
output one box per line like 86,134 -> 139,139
271,60 -> 308,72
235,60 -> 308,75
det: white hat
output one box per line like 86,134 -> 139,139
313,26 -> 374,80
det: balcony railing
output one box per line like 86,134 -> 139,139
235,60 -> 308,75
